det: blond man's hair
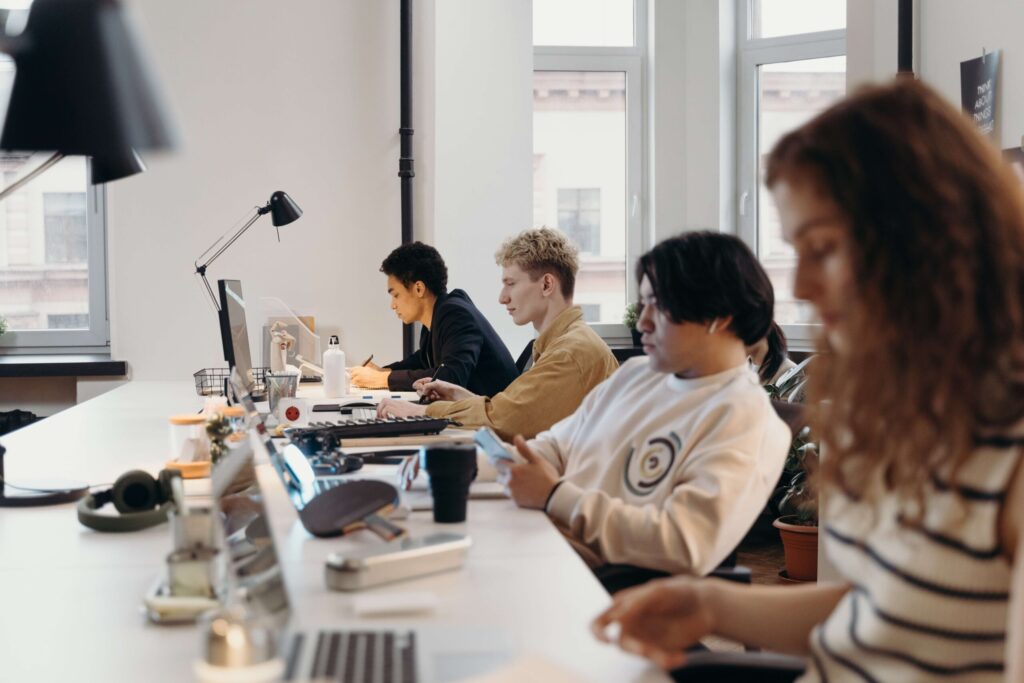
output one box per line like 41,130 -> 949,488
495,228 -> 579,299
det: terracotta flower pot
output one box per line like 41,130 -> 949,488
773,516 -> 818,581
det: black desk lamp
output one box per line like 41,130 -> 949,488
0,0 -> 176,193
0,0 -> 177,508
194,191 -> 303,311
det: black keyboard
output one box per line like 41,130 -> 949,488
287,416 -> 453,454
285,630 -> 417,682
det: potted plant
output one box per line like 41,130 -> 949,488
623,302 -> 642,347
0,315 -> 6,337
772,433 -> 819,581
765,355 -> 818,581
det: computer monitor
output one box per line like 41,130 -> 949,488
218,279 -> 257,395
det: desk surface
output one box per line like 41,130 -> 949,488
0,382 -> 666,682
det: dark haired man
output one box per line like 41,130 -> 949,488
350,241 -> 518,395
502,232 -> 789,578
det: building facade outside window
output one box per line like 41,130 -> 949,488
533,0 -> 645,336
737,0 -> 846,345
557,187 -> 601,255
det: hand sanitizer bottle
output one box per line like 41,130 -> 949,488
322,335 -> 348,398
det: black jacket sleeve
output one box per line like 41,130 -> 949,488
385,328 -> 430,391
387,305 -> 483,390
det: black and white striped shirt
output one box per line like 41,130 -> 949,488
800,438 -> 1020,682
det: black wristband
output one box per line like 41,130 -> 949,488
544,480 -> 565,511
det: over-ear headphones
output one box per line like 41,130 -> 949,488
77,469 -> 181,532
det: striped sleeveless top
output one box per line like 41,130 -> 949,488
799,439 -> 1021,682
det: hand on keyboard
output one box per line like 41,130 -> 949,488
377,397 -> 428,419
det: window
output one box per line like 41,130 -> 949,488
44,192 -> 88,264
557,188 -> 601,254
737,0 -> 845,344
533,0 -> 645,334
579,304 -> 601,323
0,36 -> 109,350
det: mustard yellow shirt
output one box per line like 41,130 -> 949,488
425,306 -> 618,440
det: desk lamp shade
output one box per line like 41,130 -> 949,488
90,148 -> 147,185
0,0 -> 177,157
269,190 -> 302,227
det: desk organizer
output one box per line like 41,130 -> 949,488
194,367 -> 269,398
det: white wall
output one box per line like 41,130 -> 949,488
109,0 -> 405,380
918,1 -> 1024,151
649,0 -> 736,242
432,0 -> 534,356
846,1 -> 1024,151
846,0 -> 899,89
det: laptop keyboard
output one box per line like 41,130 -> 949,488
285,630 -> 417,682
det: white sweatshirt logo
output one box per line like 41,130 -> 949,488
623,432 -> 681,496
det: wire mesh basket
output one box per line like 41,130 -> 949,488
193,367 -> 268,397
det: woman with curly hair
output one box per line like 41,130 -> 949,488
591,78 -> 1024,682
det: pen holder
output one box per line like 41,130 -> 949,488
266,372 -> 298,418
167,547 -> 222,598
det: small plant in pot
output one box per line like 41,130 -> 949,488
772,433 -> 819,581
0,315 -> 7,337
623,302 -> 642,347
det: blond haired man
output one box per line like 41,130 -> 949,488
377,228 -> 618,439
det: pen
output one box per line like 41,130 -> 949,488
418,363 -> 445,404
361,354 -> 374,367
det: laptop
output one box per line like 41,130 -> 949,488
230,370 -> 405,539
224,369 -> 511,682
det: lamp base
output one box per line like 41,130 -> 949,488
0,479 -> 89,507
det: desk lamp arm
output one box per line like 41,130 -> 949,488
193,203 -> 273,312
0,152 -> 64,203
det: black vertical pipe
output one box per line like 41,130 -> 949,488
897,0 -> 913,75
399,0 -> 415,356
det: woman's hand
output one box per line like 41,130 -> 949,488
591,576 -> 717,670
412,377 -> 476,403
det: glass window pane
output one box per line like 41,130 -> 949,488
534,0 -> 634,47
752,0 -> 845,39
534,70 -> 627,325
757,56 -> 845,326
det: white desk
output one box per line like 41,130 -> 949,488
0,382 -> 667,682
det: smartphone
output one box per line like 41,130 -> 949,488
474,427 -> 516,465
325,532 -> 471,591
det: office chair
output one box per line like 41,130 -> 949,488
515,340 -> 534,374
669,651 -> 806,682
595,550 -> 749,595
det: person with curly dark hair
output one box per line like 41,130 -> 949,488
593,78 -> 1024,683
350,241 -> 518,395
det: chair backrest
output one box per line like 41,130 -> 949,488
515,339 -> 535,374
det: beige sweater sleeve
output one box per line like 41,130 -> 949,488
425,348 -> 608,441
545,398 -> 788,575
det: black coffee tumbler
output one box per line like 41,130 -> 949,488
421,443 -> 477,523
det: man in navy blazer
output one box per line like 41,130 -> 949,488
349,242 -> 519,396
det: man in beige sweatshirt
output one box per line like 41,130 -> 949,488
376,228 -> 618,439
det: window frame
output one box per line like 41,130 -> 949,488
0,177 -> 110,353
533,0 -> 647,341
736,0 -> 845,347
